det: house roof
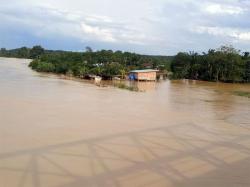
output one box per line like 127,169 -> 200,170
129,69 -> 159,73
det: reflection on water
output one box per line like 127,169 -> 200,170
127,81 -> 158,92
0,58 -> 250,187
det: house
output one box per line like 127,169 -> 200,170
129,69 -> 159,81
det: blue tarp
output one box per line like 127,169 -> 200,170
129,73 -> 136,80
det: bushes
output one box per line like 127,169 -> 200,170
29,60 -> 55,72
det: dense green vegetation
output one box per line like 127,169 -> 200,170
171,46 -> 250,83
0,46 -> 45,59
0,46 -> 171,79
1,45 -> 250,83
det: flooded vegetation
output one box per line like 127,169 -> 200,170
113,82 -> 140,92
1,58 -> 250,187
232,91 -> 250,98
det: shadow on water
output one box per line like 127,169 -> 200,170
1,123 -> 250,187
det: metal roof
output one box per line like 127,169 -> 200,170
129,69 -> 159,73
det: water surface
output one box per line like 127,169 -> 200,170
1,57 -> 250,187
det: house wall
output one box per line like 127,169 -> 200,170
137,72 -> 157,81
129,72 -> 157,81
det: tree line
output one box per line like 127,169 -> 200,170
0,46 -> 171,79
171,46 -> 250,83
1,45 -> 249,82
0,46 -> 45,59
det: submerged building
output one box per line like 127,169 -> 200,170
129,69 -> 159,81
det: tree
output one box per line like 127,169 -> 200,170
17,47 -> 30,58
119,68 -> 127,79
188,52 -> 200,79
101,62 -> 122,79
171,52 -> 191,78
245,61 -> 250,82
30,45 -> 45,59
0,48 -> 7,56
243,52 -> 250,60
85,46 -> 93,53
219,45 -> 240,54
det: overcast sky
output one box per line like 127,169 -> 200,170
0,0 -> 250,55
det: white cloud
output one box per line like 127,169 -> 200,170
237,32 -> 250,41
204,3 -> 244,15
1,0 -> 250,54
192,26 -> 250,42
0,4 -> 156,46
85,15 -> 113,23
80,22 -> 116,42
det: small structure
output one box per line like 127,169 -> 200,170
94,76 -> 102,83
129,69 -> 159,81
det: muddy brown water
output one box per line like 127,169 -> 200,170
0,57 -> 250,187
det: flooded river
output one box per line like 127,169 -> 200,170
1,57 -> 250,187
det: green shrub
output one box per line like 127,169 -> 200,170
33,61 -> 55,72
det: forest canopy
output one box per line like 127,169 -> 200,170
171,46 -> 250,83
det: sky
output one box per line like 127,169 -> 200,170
0,0 -> 250,55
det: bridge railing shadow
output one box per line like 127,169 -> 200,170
1,123 -> 250,187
